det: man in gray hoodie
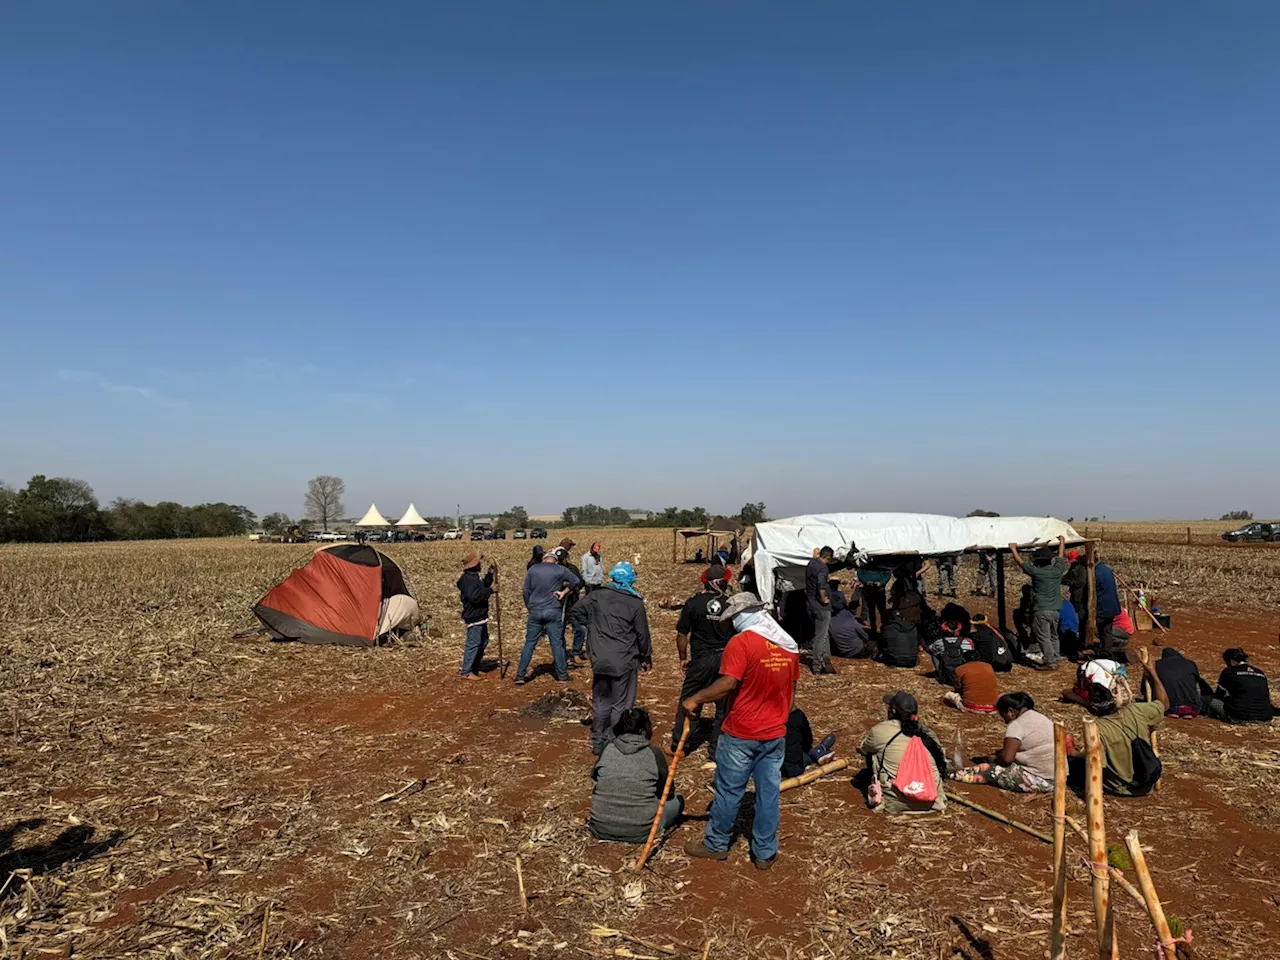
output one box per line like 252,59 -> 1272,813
588,707 -> 682,843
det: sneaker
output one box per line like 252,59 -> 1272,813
752,854 -> 777,871
463,673 -> 484,682
701,761 -> 717,772
514,677 -> 527,686
820,662 -> 839,676
683,838 -> 729,861
555,676 -> 572,683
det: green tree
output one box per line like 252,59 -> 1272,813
738,502 -> 768,526
261,512 -> 292,536
8,475 -> 108,542
1220,510 -> 1253,522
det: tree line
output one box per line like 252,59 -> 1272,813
558,503 -> 768,528
0,475 -> 256,543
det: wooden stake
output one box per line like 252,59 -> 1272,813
256,901 -> 271,960
1084,540 -> 1098,650
1124,830 -> 1178,960
780,758 -> 850,792
514,855 -> 528,915
635,718 -> 690,871
1139,646 -> 1161,792
1083,718 -> 1118,959
1050,723 -> 1068,960
492,562 -> 509,679
1065,816 -> 1148,911
943,790 -> 1053,844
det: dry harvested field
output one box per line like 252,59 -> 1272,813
2,530 -> 1279,959
1080,520 -> 1279,548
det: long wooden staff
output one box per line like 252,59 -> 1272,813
635,718 -> 690,871
493,562 -> 509,679
1139,646 -> 1161,791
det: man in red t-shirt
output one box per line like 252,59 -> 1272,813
682,593 -> 800,870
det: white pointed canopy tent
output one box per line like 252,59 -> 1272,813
396,503 -> 427,527
355,504 -> 390,527
748,512 -> 1089,638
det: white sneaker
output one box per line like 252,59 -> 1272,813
701,761 -> 717,772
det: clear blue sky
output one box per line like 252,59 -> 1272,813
3,2 -> 1278,522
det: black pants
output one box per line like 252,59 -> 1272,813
673,653 -> 727,760
860,584 -> 888,632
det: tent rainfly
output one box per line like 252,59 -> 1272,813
355,504 -> 390,527
396,503 -> 427,527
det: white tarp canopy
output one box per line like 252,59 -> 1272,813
750,512 -> 1084,604
355,504 -> 390,527
396,503 -> 427,527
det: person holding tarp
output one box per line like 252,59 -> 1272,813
950,692 -> 1056,793
859,691 -> 947,814
1009,536 -> 1068,670
570,561 -> 652,755
683,592 -> 800,870
589,707 -> 683,843
670,564 -> 736,765
1075,657 -> 1168,796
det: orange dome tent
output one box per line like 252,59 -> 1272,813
253,544 -> 420,647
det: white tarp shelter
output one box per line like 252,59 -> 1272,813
355,504 -> 390,527
750,512 -> 1084,604
396,503 -> 427,527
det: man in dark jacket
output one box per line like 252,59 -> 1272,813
878,612 -> 919,668
457,553 -> 496,680
570,561 -> 653,754
1093,558 -> 1122,646
1063,551 -> 1089,630
805,547 -> 836,676
671,565 -> 736,764
557,547 -> 588,664
1207,648 -> 1275,724
1155,647 -> 1212,717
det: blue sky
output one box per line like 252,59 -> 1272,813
2,2 -> 1278,521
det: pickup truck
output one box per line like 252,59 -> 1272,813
1222,522 -> 1280,543
443,528 -> 463,540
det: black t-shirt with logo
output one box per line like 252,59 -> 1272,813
677,591 -> 736,660
1216,663 -> 1274,723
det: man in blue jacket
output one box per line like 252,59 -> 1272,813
517,550 -> 580,685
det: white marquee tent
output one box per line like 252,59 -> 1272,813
749,512 -> 1084,605
396,503 -> 427,527
355,504 -> 390,527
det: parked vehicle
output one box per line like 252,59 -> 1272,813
512,529 -> 527,540
423,531 -> 443,541
469,529 -> 486,541
531,527 -> 548,539
486,529 -> 506,540
443,528 -> 463,540
1222,522 -> 1280,543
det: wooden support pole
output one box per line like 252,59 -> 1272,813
1050,723 -> 1069,960
996,551 -> 1008,635
1083,718 -> 1118,960
780,758 -> 850,792
1066,816 -> 1149,911
672,529 -> 677,564
943,790 -> 1054,844
1139,647 -> 1162,792
636,719 -> 689,871
1124,829 -> 1179,960
1084,540 -> 1098,649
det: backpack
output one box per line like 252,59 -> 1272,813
1104,738 -> 1163,795
872,731 -> 939,806
934,634 -> 966,687
880,618 -> 919,667
973,624 -> 1013,672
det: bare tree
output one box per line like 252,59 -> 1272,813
304,476 -> 345,531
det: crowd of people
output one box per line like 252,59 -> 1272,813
452,536 -> 1277,869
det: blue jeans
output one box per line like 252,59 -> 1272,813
460,623 -> 488,676
704,733 -> 785,861
518,606 -> 568,680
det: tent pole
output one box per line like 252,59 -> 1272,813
1084,541 -> 1097,649
672,529 -> 677,564
996,551 -> 1008,634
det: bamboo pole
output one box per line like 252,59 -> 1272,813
636,718 -> 690,871
515,855 -> 528,915
1083,718 -> 1118,959
1139,646 -> 1161,791
1084,541 -> 1098,650
1065,816 -> 1148,910
493,561 -> 509,679
943,790 -> 1053,844
1124,830 -> 1178,960
1050,723 -> 1069,960
780,758 -> 849,792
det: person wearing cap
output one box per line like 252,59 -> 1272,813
683,592 -> 800,870
457,553 -> 497,681
1009,536 -> 1068,670
858,692 -> 948,814
569,561 -> 653,754
804,547 -> 837,676
581,542 -> 605,592
517,549 -> 580,685
671,564 -> 737,765
556,546 -> 589,663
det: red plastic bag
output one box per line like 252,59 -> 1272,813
892,736 -> 938,803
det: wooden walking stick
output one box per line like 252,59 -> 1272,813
493,561 -> 509,679
1124,829 -> 1180,960
780,758 -> 850,792
1083,718 -> 1119,960
1050,722 -> 1069,960
1139,646 -> 1162,792
635,718 -> 690,872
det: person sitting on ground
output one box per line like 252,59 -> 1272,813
1062,653 -> 1129,708
970,613 -> 1013,672
877,611 -> 920,668
1206,649 -> 1275,724
1012,583 -> 1035,651
859,691 -> 948,814
943,648 -> 999,714
1155,647 -> 1213,718
926,618 -> 973,686
781,705 -> 837,779
694,548 -> 705,564
588,708 -> 683,843
1009,536 -> 1069,670
829,576 -> 873,659
1079,658 -> 1169,796
951,692 -> 1057,793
